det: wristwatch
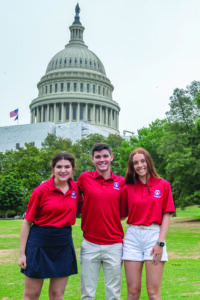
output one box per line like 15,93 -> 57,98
156,241 -> 165,247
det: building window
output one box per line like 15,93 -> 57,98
60,58 -> 62,64
80,105 -> 84,120
103,87 -> 105,96
67,82 -> 70,92
93,85 -> 95,94
108,109 -> 110,125
94,61 -> 96,67
45,86 -> 48,94
87,83 -> 90,93
55,83 -> 58,93
64,58 -> 67,64
73,105 -> 76,120
69,58 -> 72,64
75,58 -> 77,64
55,60 -> 58,65
58,104 -> 62,121
43,105 -> 46,121
61,82 -> 64,92
88,106 -> 91,121
98,107 -> 100,122
90,60 -> 92,66
98,86 -> 101,95
85,59 -> 87,65
50,84 -> 52,93
66,104 -> 69,120
80,82 -> 83,92
80,58 -> 82,64
74,82 -> 77,92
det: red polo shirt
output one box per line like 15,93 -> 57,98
25,177 -> 79,227
78,170 -> 125,245
120,177 -> 175,226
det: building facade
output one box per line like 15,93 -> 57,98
0,4 -> 121,152
30,4 -> 120,134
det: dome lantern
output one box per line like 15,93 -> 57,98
68,3 -> 85,46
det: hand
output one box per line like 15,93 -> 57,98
150,244 -> 163,265
18,254 -> 27,269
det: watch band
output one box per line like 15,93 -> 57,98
156,241 -> 165,247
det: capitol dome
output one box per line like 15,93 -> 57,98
30,4 -> 120,134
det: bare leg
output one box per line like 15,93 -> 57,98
124,261 -> 143,300
49,277 -> 69,300
23,276 -> 44,300
145,261 -> 165,300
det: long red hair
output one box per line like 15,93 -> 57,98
125,148 -> 161,184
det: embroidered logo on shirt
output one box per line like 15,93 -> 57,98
154,190 -> 161,198
71,190 -> 76,198
113,182 -> 120,190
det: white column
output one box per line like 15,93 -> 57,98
77,103 -> 80,121
100,106 -> 103,124
54,104 -> 57,122
62,103 -> 65,122
105,107 -> 108,125
85,103 -> 88,121
92,104 -> 95,124
110,109 -> 112,127
41,105 -> 44,122
47,104 -> 50,122
36,107 -> 40,122
69,103 -> 73,121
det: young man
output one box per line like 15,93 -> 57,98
78,143 -> 125,300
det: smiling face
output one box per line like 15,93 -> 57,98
91,149 -> 113,175
53,159 -> 73,186
132,153 -> 148,182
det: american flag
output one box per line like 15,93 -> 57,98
10,108 -> 19,118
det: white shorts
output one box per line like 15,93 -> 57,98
122,225 -> 168,262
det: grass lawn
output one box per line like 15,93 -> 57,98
0,205 -> 199,299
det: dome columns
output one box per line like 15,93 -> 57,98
30,102 -> 119,131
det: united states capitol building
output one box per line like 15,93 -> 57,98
0,4 -> 129,153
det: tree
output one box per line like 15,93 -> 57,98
159,81 -> 200,207
0,175 -> 24,217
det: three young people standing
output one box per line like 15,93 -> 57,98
18,144 -> 175,300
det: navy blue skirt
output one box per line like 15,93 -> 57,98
21,225 -> 78,279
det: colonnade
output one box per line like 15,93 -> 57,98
31,102 -> 119,130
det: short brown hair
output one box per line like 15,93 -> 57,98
92,143 -> 112,156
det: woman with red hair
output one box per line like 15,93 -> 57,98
121,148 -> 175,300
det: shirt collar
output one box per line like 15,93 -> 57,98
137,176 -> 160,187
49,176 -> 75,191
93,170 -> 115,181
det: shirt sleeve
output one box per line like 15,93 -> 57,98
25,187 -> 43,222
77,173 -> 84,192
119,185 -> 128,219
162,180 -> 175,214
76,186 -> 84,214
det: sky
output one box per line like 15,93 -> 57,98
1,0 -> 200,135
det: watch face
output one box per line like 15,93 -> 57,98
160,242 -> 165,247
